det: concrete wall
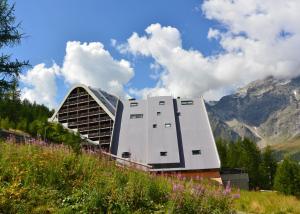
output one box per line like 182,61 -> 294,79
113,99 -> 148,163
221,173 -> 249,190
175,98 -> 220,170
111,96 -> 220,172
147,96 -> 180,165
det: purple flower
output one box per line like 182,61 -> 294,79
173,183 -> 184,192
232,193 -> 240,199
192,184 -> 205,195
223,181 -> 231,195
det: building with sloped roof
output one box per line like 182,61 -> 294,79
50,84 -> 221,178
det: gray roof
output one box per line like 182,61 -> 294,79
89,86 -> 118,116
49,84 -> 118,122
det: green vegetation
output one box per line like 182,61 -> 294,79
0,142 -> 235,213
0,0 -> 28,98
274,157 -> 300,196
216,139 -> 277,190
217,138 -> 300,198
235,190 -> 300,214
0,98 -> 83,154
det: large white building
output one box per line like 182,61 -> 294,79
50,84 -> 221,178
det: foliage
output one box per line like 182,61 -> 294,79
0,98 -> 82,154
0,142 -> 235,213
0,98 -> 51,127
274,157 -> 300,196
0,0 -> 29,98
216,138 -> 277,190
260,146 -> 277,189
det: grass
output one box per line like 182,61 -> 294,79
0,141 -> 234,213
2,141 -> 299,213
270,136 -> 300,160
235,190 -> 300,214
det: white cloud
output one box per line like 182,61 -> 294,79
21,41 -> 134,107
21,63 -> 60,108
207,28 -> 220,40
60,41 -> 134,96
21,0 -> 300,107
124,23 -> 221,98
123,0 -> 300,100
110,38 -> 117,47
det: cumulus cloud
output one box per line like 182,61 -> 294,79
21,41 -> 134,107
60,41 -> 134,96
21,63 -> 60,108
123,0 -> 300,100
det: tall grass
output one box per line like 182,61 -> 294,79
0,141 -> 235,213
235,190 -> 300,214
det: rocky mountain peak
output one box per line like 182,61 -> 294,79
207,75 -> 300,146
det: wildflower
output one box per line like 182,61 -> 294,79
223,181 -> 231,195
172,183 -> 184,192
232,188 -> 240,199
192,184 -> 205,196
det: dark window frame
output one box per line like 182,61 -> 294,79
181,100 -> 194,105
160,151 -> 167,156
130,102 -> 138,107
122,152 -> 131,158
192,150 -> 201,155
159,101 -> 165,105
130,114 -> 143,119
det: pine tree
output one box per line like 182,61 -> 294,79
260,146 -> 277,189
274,157 -> 300,196
0,0 -> 28,98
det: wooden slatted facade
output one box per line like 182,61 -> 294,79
57,87 -> 114,151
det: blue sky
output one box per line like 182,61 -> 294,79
9,0 -> 300,108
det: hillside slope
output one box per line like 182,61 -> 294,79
208,76 -> 300,147
0,141 -> 234,213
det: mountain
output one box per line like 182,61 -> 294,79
207,76 -> 300,147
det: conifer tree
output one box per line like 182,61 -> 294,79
0,0 -> 28,98
274,157 -> 300,196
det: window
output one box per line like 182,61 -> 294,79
165,123 -> 171,128
160,151 -> 167,156
181,100 -> 194,105
130,114 -> 143,119
130,102 -> 138,107
157,112 -> 161,116
122,152 -> 131,158
159,101 -> 165,105
192,150 -> 201,155
153,124 -> 157,128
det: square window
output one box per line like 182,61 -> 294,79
159,101 -> 165,105
160,151 -> 167,156
122,152 -> 131,158
165,123 -> 171,128
153,124 -> 157,128
192,150 -> 201,155
157,112 -> 161,116
130,102 -> 138,107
